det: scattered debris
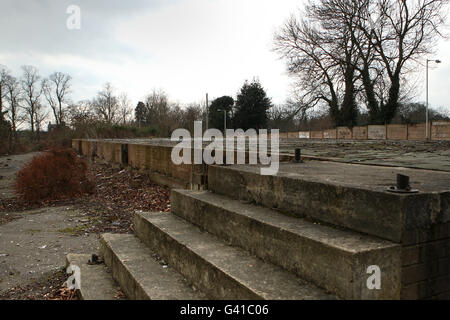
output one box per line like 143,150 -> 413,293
0,157 -> 170,300
114,288 -> 126,300
88,254 -> 104,265
1,160 -> 171,234
0,269 -> 78,300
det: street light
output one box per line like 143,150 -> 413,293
426,59 -> 441,141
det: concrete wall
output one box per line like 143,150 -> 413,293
290,121 -> 450,141
299,131 -> 310,139
323,129 -> 337,139
337,127 -> 352,140
311,130 -> 324,139
73,139 -> 206,189
401,221 -> 450,299
287,132 -> 299,139
408,123 -> 427,141
431,122 -> 450,141
387,124 -> 408,140
353,126 -> 368,140
368,125 -> 386,140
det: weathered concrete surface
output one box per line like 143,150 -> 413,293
134,211 -> 336,300
0,206 -> 98,292
0,152 -> 40,200
0,152 -> 99,293
171,189 -> 401,299
208,162 -> 450,243
99,233 -> 205,300
73,138 -> 450,172
278,140 -> 450,172
74,139 -> 206,189
66,254 -> 119,300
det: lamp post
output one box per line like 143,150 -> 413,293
223,110 -> 226,133
426,59 -> 441,141
206,93 -> 209,130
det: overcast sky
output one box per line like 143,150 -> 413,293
1,0 -> 449,113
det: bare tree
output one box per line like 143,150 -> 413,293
20,65 -> 42,135
362,0 -> 448,123
274,10 -> 359,127
118,92 -> 132,124
144,89 -> 170,132
42,72 -> 72,125
0,66 -> 11,151
4,74 -> 23,138
275,0 -> 449,125
182,104 -> 203,133
0,66 -> 7,119
34,103 -> 49,140
93,83 -> 119,124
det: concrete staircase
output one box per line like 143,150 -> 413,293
169,189 -> 400,299
69,140 -> 450,300
68,165 -> 405,300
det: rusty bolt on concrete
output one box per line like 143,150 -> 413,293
387,174 -> 419,194
294,148 -> 304,163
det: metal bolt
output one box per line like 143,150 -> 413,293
387,173 -> 418,194
397,174 -> 410,191
295,148 -> 303,163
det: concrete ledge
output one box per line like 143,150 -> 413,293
171,189 -> 402,299
66,253 -> 120,300
147,171 -> 189,189
134,211 -> 336,300
99,233 -> 204,300
207,163 -> 450,243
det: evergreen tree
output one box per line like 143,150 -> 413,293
208,96 -> 234,132
134,101 -> 147,126
233,80 -> 272,130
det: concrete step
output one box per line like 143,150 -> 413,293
171,189 -> 402,299
207,163 -> 450,243
134,211 -> 336,300
99,233 -> 206,300
66,253 -> 121,300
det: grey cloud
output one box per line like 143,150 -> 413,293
0,0 -> 178,59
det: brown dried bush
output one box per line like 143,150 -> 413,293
15,148 -> 94,203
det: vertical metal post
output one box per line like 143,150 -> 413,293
206,93 -> 209,131
426,59 -> 429,141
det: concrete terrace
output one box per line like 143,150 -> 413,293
69,138 -> 450,300
89,138 -> 450,172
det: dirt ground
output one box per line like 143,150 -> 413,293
0,153 -> 98,298
0,152 -> 170,300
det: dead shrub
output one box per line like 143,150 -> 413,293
15,148 -> 95,203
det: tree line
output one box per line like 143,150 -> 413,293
134,79 -> 273,135
0,64 -> 275,148
0,65 -> 74,141
274,0 -> 449,127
